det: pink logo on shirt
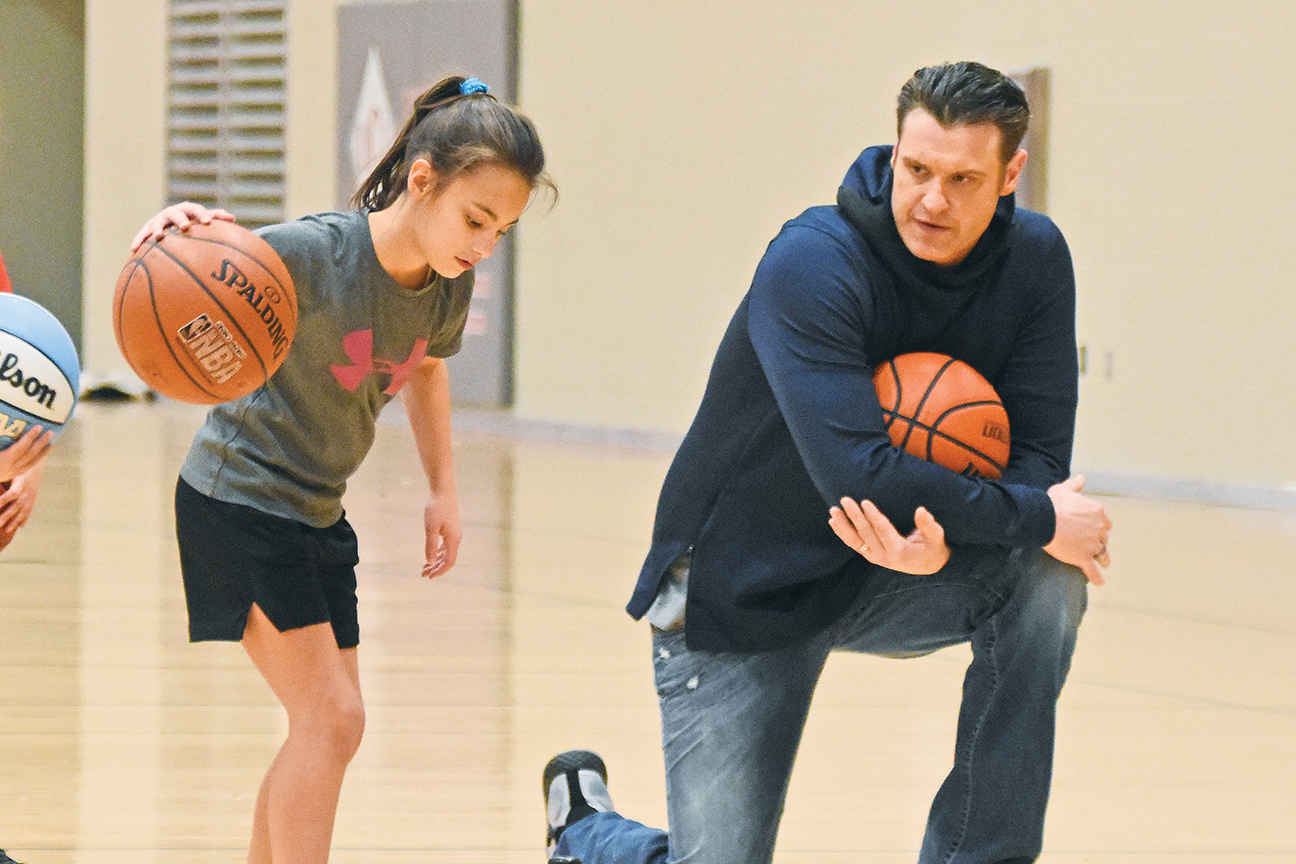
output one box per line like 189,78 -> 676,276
330,330 -> 428,394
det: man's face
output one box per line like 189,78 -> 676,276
890,108 -> 1026,267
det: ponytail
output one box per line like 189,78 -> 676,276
352,76 -> 552,210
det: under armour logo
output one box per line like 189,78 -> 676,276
330,330 -> 428,394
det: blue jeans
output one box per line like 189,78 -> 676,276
556,547 -> 1087,864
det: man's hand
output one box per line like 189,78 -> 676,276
1042,474 -> 1111,585
829,497 -> 951,575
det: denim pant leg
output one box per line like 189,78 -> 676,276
555,811 -> 670,864
837,546 -> 1087,864
555,627 -> 830,864
923,549 -> 1086,864
654,625 -> 832,864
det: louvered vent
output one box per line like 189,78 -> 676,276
167,0 -> 287,228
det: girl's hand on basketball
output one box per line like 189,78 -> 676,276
419,491 -> 462,578
829,497 -> 951,575
0,455 -> 47,533
1043,474 -> 1111,585
0,426 -> 54,483
130,202 -> 236,252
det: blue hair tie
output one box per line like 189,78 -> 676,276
460,78 -> 489,96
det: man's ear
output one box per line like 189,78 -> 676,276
1000,149 -> 1028,195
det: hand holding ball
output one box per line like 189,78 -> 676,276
0,293 -> 80,450
113,218 -> 297,404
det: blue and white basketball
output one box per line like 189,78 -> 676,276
0,293 -> 81,449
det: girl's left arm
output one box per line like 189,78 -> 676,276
401,356 -> 462,578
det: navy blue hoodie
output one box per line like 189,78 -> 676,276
628,146 -> 1079,652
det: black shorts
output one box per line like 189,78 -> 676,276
175,477 -> 361,648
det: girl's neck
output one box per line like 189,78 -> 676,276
368,205 -> 433,290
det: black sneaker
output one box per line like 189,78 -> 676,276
543,750 -> 612,859
0,851 -> 22,864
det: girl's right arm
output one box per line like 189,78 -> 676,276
130,202 -> 236,252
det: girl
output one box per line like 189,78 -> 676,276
1,250 -> 55,549
0,425 -> 53,552
130,76 -> 550,864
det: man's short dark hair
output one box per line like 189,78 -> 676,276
896,62 -> 1030,165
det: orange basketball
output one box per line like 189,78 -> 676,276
871,352 -> 1010,479
113,220 -> 297,404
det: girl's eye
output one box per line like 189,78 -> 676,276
467,218 -> 483,229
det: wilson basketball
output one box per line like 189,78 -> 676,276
113,220 -> 297,404
0,292 -> 81,449
871,352 -> 1010,479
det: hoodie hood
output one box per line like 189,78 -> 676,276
837,145 -> 1015,292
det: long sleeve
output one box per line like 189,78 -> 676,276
746,222 -> 1058,549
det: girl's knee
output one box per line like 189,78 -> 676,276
329,696 -> 366,760
295,693 -> 365,763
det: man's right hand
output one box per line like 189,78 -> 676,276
1043,474 -> 1111,585
829,497 -> 951,576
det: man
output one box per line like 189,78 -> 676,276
544,61 -> 1111,864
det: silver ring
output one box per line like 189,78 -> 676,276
856,543 -> 868,555
1096,543 -> 1107,559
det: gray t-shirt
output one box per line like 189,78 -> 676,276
179,210 -> 472,527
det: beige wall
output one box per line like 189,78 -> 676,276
80,0 -> 345,386
81,0 -> 165,384
82,0 -> 1296,491
515,0 -> 1296,490
0,0 -> 84,347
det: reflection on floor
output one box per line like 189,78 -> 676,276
1,400 -> 1293,863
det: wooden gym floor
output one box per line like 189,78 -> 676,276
1,399 -> 1293,863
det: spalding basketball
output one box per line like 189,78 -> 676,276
872,352 -> 1010,479
113,219 -> 297,404
0,292 -> 81,449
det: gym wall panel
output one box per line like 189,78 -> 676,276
1,0 -> 85,349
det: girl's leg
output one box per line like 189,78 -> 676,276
241,604 -> 364,864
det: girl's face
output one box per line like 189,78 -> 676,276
413,163 -> 533,279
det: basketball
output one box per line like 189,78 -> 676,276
0,292 -> 81,449
113,219 -> 297,404
871,352 -> 1010,479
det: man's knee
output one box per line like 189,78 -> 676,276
1005,548 -> 1088,653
